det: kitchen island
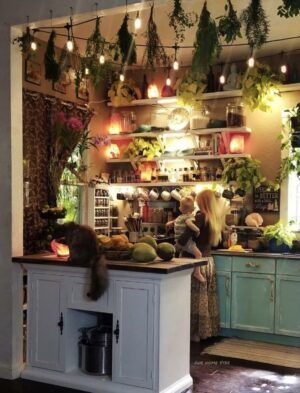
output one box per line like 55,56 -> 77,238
13,254 -> 208,393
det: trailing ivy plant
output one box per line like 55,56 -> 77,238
174,71 -> 207,110
44,30 -> 60,83
143,4 -> 168,69
192,1 -> 221,75
240,0 -> 270,50
115,13 -> 137,66
217,0 -> 242,44
168,0 -> 197,43
242,62 -> 282,112
278,0 -> 300,18
13,26 -> 35,58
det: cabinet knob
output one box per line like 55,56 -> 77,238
245,262 -> 260,268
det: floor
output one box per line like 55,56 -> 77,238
1,338 -> 299,393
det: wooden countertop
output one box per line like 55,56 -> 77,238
12,253 -> 208,274
212,250 -> 300,259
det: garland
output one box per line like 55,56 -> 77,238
168,0 -> 197,43
240,0 -> 269,50
278,0 -> 300,18
44,30 -> 60,83
218,0 -> 242,44
192,1 -> 221,75
115,13 -> 137,65
143,4 -> 168,69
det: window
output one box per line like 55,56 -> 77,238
287,173 -> 300,230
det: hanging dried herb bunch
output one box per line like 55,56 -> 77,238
143,4 -> 168,69
192,1 -> 221,75
168,0 -> 197,43
218,0 -> 242,44
278,0 -> 300,18
240,0 -> 270,50
115,13 -> 137,65
44,30 -> 60,83
83,17 -> 112,87
13,26 -> 35,57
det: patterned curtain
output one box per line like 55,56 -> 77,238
23,89 -> 93,254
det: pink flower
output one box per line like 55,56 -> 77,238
53,111 -> 67,125
67,117 -> 83,131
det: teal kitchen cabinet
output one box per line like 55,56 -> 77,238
214,256 -> 231,328
231,272 -> 275,333
275,259 -> 300,337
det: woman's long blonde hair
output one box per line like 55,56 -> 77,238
196,189 -> 225,246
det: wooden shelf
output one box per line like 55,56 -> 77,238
109,181 -> 220,187
107,154 -> 250,163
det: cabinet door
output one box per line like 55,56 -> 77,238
275,275 -> 300,337
216,271 -> 231,328
231,273 -> 275,333
28,273 -> 66,371
113,280 -> 155,389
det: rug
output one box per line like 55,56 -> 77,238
202,338 -> 300,369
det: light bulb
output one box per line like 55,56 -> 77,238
219,75 -> 226,84
99,54 -> 105,64
134,12 -> 141,29
66,39 -> 74,52
120,73 -> 125,82
30,41 -> 37,51
280,64 -> 287,74
248,56 -> 255,68
173,60 -> 179,71
166,77 -> 171,86
84,67 -> 89,76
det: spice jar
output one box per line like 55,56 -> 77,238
226,103 -> 246,127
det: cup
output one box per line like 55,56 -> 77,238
137,188 -> 149,201
124,190 -> 134,200
149,188 -> 159,201
161,189 -> 171,201
171,188 -> 182,201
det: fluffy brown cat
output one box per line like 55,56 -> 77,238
54,222 -> 108,300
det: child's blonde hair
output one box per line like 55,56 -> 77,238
196,189 -> 223,246
179,196 -> 195,214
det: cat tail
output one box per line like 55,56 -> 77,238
89,255 -> 109,301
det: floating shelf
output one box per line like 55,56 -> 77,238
107,153 -> 250,163
109,181 -> 220,187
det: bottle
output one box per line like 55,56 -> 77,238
230,228 -> 238,246
189,167 -> 195,181
142,202 -> 149,222
178,168 -> 183,182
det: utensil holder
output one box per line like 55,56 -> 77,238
129,231 -> 140,243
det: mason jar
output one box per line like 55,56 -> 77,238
226,103 -> 246,127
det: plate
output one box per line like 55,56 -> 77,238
168,107 -> 190,131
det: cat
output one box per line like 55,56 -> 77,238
54,222 -> 108,301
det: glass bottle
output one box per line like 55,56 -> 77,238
226,103 -> 246,127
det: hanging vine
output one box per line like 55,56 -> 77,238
240,0 -> 270,50
13,26 -> 35,58
115,13 -> 137,65
143,3 -> 168,70
192,1 -> 221,75
278,0 -> 300,18
44,30 -> 60,83
218,0 -> 242,44
168,0 -> 197,43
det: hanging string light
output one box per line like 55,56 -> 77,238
134,11 -> 141,29
166,66 -> 171,86
173,43 -> 179,70
280,52 -> 287,74
66,23 -> 74,52
84,67 -> 90,76
219,64 -> 226,84
99,53 -> 105,64
120,65 -> 125,81
247,47 -> 255,67
30,32 -> 37,51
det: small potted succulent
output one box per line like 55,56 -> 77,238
263,221 -> 296,253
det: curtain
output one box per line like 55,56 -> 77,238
23,89 -> 93,254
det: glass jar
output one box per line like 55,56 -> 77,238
226,103 -> 246,127
121,111 -> 136,133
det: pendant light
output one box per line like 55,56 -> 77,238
173,43 -> 179,71
134,11 -> 141,29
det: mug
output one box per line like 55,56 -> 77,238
149,188 -> 159,201
124,190 -> 134,200
171,188 -> 182,201
161,189 -> 171,201
137,188 -> 149,201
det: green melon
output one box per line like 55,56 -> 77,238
132,243 -> 157,263
137,235 -> 158,250
157,242 -> 175,261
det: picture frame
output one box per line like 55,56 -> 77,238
25,59 -> 41,86
76,79 -> 89,101
52,79 -> 67,95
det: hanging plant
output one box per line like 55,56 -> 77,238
240,0 -> 269,50
242,62 -> 282,112
13,26 -> 34,57
278,0 -> 300,18
123,138 -> 164,161
217,0 -> 242,44
192,1 -> 221,75
44,30 -> 60,83
174,71 -> 206,109
83,17 -> 112,87
168,0 -> 197,43
115,13 -> 137,65
143,4 -> 168,70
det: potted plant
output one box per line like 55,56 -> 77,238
290,103 -> 300,148
263,221 -> 296,253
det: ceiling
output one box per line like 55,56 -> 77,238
35,0 -> 300,67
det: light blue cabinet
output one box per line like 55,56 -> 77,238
231,272 -> 275,333
216,271 -> 231,328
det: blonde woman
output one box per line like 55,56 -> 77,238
177,189 -> 227,341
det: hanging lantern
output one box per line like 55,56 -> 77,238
106,144 -> 120,159
147,83 -> 159,99
229,134 -> 245,154
51,240 -> 70,258
108,113 -> 122,135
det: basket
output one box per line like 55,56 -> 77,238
105,250 -> 131,261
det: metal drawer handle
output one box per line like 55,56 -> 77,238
270,280 -> 274,302
245,262 -> 260,268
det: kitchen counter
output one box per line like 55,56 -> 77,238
12,253 -> 208,274
212,250 -> 300,259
